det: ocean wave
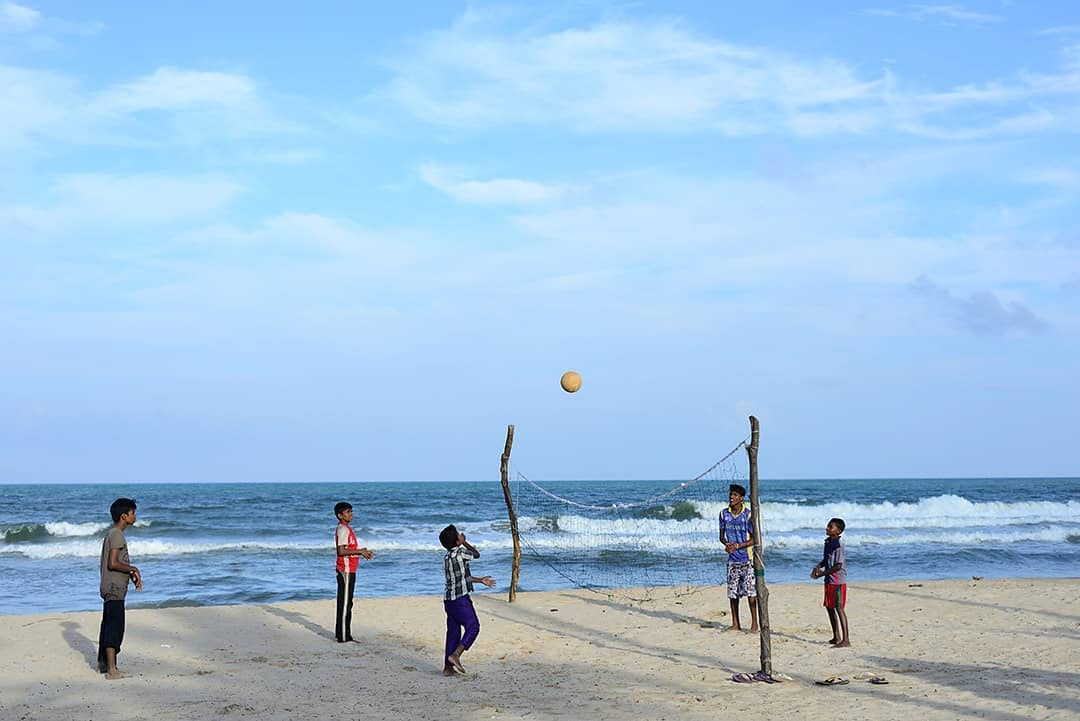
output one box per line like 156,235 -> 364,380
0,538 -> 331,560
1,519 -> 153,543
5,524 -> 1077,559
512,496 -> 1080,535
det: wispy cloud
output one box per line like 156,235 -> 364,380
908,275 -> 1049,335
382,11 -> 1077,141
0,2 -> 40,32
865,4 -> 1004,25
384,12 -> 884,135
419,164 -> 565,205
1036,25 -> 1080,36
1,63 -> 304,156
91,67 -> 256,115
1019,167 -> 1080,192
0,64 -> 78,150
0,1 -> 101,40
12,173 -> 246,230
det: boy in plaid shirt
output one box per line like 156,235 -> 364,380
440,524 -> 496,675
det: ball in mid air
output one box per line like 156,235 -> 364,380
560,370 -> 582,393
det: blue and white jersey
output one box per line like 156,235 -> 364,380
719,506 -> 753,565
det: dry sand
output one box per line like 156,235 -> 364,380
1,578 -> 1077,721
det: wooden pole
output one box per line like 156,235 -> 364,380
746,415 -> 772,676
499,424 -> 521,602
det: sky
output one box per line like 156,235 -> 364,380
2,1 -> 1078,483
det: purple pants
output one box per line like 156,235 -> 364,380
444,595 -> 480,663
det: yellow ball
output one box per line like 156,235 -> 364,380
560,370 -> 582,393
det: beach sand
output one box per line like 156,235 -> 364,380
1,578 -> 1077,721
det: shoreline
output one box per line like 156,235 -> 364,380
4,572 -> 1078,618
2,578 -> 1077,720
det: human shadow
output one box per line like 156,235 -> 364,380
259,604 -> 334,640
861,655 -> 1080,719
60,620 -> 99,671
567,591 -> 717,626
477,594 -> 736,672
568,589 -> 816,646
858,584 -> 1080,627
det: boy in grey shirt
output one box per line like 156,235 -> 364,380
98,497 -> 143,679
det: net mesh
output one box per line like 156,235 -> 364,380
511,438 -> 751,602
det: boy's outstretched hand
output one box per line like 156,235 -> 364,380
810,567 -> 822,579
477,576 -> 496,588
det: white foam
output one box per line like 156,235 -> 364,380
43,521 -> 111,537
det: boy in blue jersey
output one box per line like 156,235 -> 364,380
719,484 -> 758,632
810,517 -> 850,647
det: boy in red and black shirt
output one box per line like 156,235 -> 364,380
334,502 -> 374,643
810,517 -> 850,647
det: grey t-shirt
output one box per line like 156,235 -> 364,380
99,526 -> 130,601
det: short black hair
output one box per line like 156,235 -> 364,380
439,524 -> 459,550
829,517 -> 846,533
110,498 -> 137,523
334,502 -> 352,517
729,484 -> 747,497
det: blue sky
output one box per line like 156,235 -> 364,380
2,1 -> 1078,482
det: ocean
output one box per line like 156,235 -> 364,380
1,477 -> 1078,616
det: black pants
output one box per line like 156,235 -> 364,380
335,571 -> 356,642
98,599 -> 126,671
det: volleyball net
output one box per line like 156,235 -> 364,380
510,437 -> 751,602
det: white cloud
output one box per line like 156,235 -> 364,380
383,12 -> 1080,141
865,4 -> 1004,25
1019,167 -> 1080,191
0,65 -> 77,149
169,213 -> 421,267
0,63 -> 303,157
419,164 -> 565,205
1038,25 -> 1080,36
0,2 -> 40,32
44,173 -> 243,227
261,213 -> 414,260
92,67 -> 256,114
384,15 -> 885,135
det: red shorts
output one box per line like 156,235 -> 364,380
824,583 -> 847,609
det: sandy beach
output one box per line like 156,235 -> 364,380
1,578 -> 1077,721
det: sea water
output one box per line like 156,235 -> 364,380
1,477 -> 1077,615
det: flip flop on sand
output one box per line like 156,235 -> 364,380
815,676 -> 850,686
731,671 -> 781,684
869,676 -> 889,684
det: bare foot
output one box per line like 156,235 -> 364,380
723,625 -> 742,632
827,638 -> 839,645
442,667 -> 458,677
105,669 -> 125,680
447,653 -> 466,674
748,625 -> 759,632
832,640 -> 851,648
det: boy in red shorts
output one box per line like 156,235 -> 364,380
810,517 -> 849,647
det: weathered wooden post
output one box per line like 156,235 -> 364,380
746,415 -> 772,675
498,424 -> 521,602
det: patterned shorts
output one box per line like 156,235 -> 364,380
727,562 -> 757,599
824,583 -> 847,609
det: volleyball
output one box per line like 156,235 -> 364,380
560,370 -> 582,393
